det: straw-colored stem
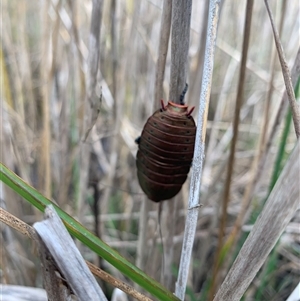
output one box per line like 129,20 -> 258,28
220,0 -> 288,276
175,1 -> 221,299
264,0 -> 300,138
154,0 -> 172,107
209,1 -> 254,298
40,0 -> 51,198
169,0 -> 193,103
0,207 -> 154,301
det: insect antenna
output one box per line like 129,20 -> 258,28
180,83 -> 189,105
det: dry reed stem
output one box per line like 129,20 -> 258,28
78,0 -> 103,222
175,1 -> 221,299
220,1 -> 289,277
264,0 -> 300,138
213,139 -> 300,301
189,0 -> 209,108
253,47 -> 300,204
162,0 -> 193,290
34,205 -> 108,301
135,1 -> 169,273
209,1 -> 254,298
136,196 -> 150,271
38,237 -> 74,301
17,1 -> 36,132
154,0 -> 172,107
261,0 -> 286,146
110,0 -> 117,101
40,0 -> 52,198
203,57 -> 238,188
169,0 -> 193,103
2,9 -> 25,123
0,207 -> 154,301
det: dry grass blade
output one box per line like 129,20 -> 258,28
34,205 -> 107,301
253,48 -> 300,200
264,0 -> 300,138
213,139 -> 300,301
0,207 -> 153,301
175,0 -> 222,299
209,1 -> 254,298
38,235 -> 76,301
1,285 -> 47,301
221,47 -> 300,279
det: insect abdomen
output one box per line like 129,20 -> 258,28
136,101 -> 196,202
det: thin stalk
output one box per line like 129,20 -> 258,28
166,0 -> 193,291
40,0 -> 51,198
218,0 -> 287,279
209,1 -> 254,299
77,0 -> 103,222
252,47 -> 300,207
175,1 -> 221,300
136,0 -> 172,274
189,0 -> 209,107
261,0 -> 286,146
269,75 -> 298,201
154,0 -> 172,108
264,0 -> 300,138
169,0 -> 193,104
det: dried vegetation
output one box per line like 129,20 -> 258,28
0,0 -> 299,300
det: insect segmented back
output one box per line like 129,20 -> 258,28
136,100 -> 196,202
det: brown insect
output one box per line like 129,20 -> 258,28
136,91 -> 196,202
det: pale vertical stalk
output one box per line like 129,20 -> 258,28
57,0 -> 82,208
77,0 -> 103,222
136,196 -> 150,270
154,0 -> 172,108
41,0 -> 51,198
175,1 -> 221,299
252,47 -> 300,209
136,0 -> 172,276
18,1 -> 36,131
264,0 -> 300,138
220,0 -> 288,276
202,58 -> 238,189
169,0 -> 193,103
100,2 -> 138,233
209,2 -> 254,298
110,0 -> 117,101
165,0 -> 193,291
189,0 -> 209,106
152,0 -> 173,289
261,0 -> 286,146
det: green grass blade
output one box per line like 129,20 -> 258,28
0,163 -> 180,301
269,76 -> 300,191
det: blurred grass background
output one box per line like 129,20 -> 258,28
1,0 -> 299,300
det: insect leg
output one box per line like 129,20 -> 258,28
135,136 -> 141,144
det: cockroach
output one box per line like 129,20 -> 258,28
136,86 -> 196,202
